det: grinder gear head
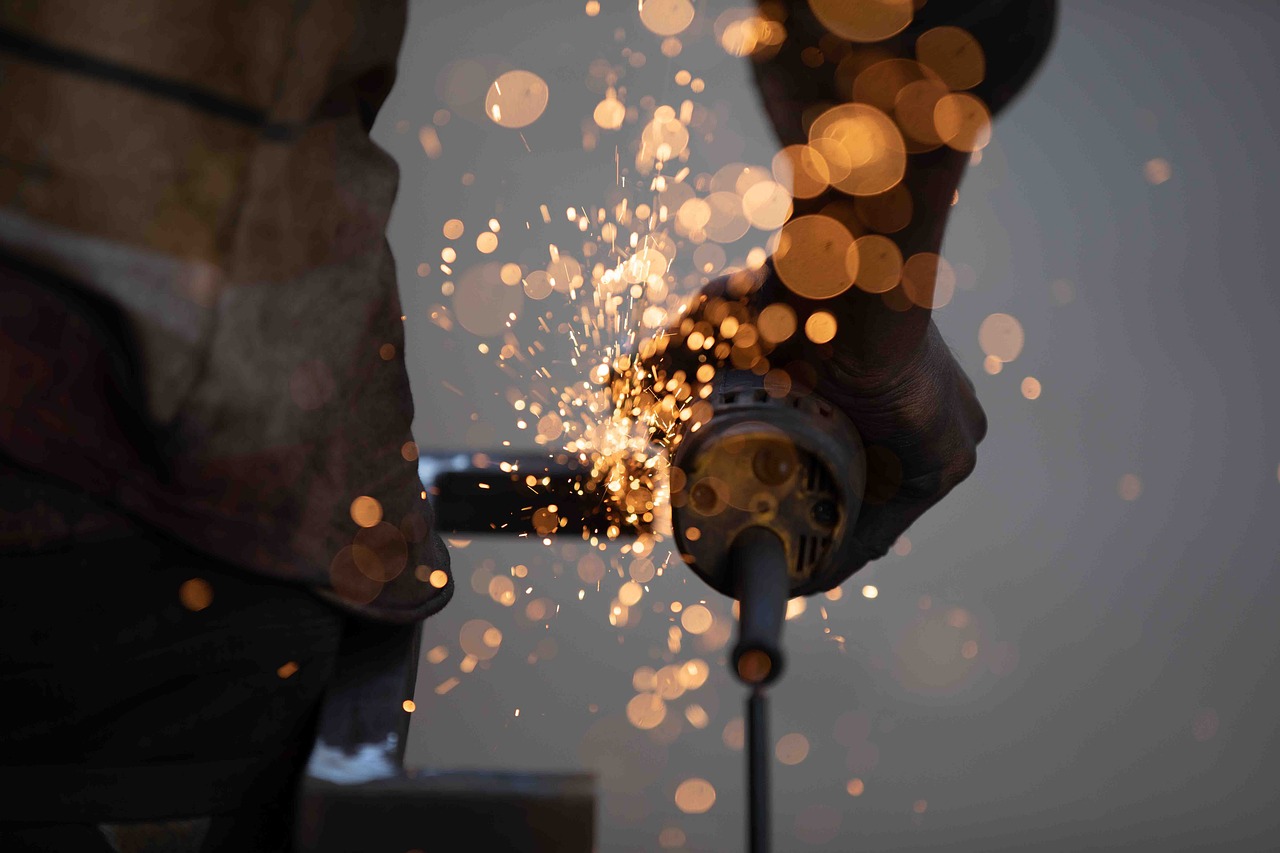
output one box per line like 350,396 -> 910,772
671,371 -> 866,599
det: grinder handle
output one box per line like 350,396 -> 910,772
730,526 -> 791,686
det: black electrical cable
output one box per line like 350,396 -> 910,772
747,687 -> 770,853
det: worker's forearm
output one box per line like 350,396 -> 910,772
745,0 -> 1043,385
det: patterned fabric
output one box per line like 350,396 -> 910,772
0,1 -> 451,622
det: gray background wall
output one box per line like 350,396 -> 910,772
372,2 -> 1280,850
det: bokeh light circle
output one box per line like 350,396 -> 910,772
640,0 -> 696,37
808,0 -> 914,43
455,262 -> 523,336
809,103 -> 907,196
978,313 -> 1025,362
773,215 -> 857,299
485,70 -> 550,129
674,778 -> 716,814
853,234 -> 903,293
934,92 -> 992,152
916,26 -> 986,91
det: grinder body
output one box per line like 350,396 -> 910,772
671,371 -> 867,601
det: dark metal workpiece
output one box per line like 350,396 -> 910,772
420,451 -> 641,538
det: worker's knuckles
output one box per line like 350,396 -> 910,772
828,338 -> 985,504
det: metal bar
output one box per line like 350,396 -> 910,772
420,451 -> 640,537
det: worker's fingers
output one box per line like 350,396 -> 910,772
857,464 -> 972,559
792,465 -> 971,596
796,327 -> 986,593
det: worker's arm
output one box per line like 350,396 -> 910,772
735,0 -> 1055,578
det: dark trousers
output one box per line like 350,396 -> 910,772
0,529 -> 346,851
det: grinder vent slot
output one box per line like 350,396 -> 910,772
804,457 -> 834,493
793,534 -> 835,575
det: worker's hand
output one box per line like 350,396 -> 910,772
645,135 -> 983,588
643,0 -> 1049,586
652,263 -> 985,589
813,313 -> 986,576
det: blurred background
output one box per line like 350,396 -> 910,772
371,2 -> 1280,850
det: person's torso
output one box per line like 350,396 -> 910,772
0,1 -> 451,621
